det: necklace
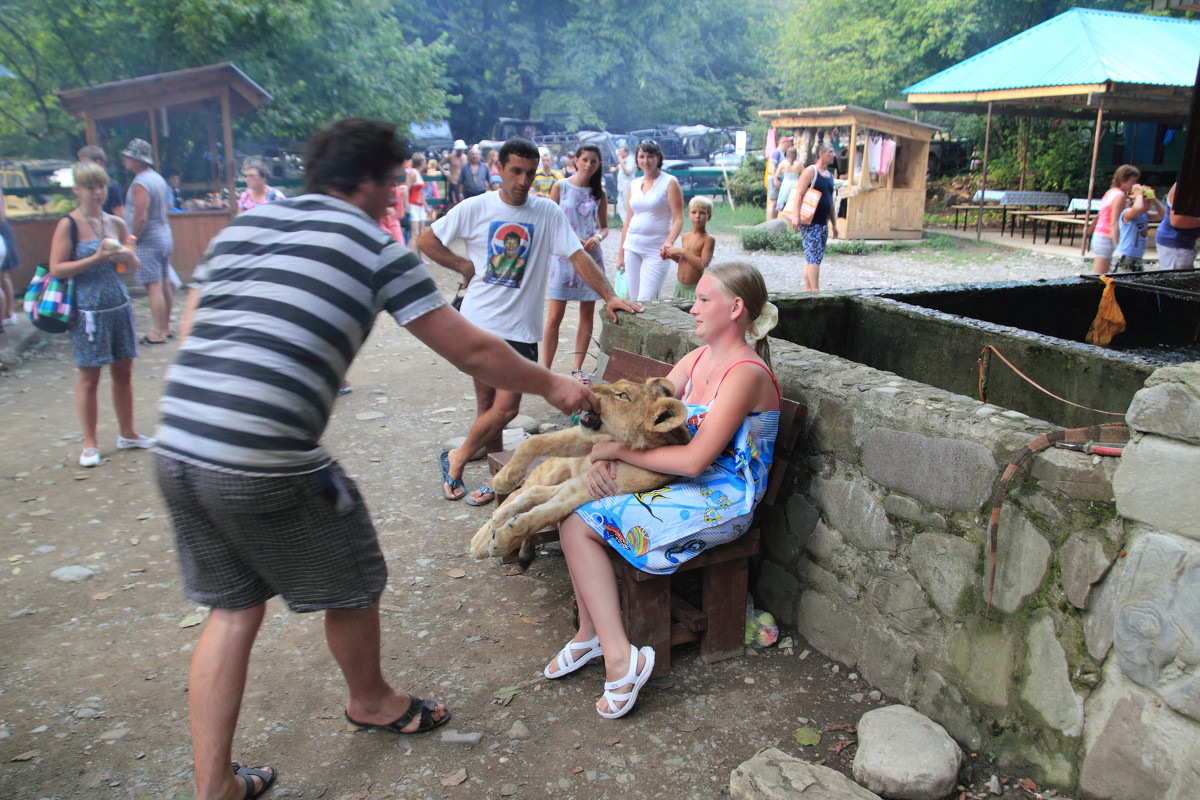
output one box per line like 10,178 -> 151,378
82,212 -> 104,240
702,345 -> 749,386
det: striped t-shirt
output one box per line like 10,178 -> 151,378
155,194 -> 445,475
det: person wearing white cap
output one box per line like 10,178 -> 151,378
441,139 -> 468,209
121,137 -> 175,343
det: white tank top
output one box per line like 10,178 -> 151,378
626,172 -> 677,256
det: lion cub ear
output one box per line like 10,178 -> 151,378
645,377 -> 676,398
650,397 -> 688,432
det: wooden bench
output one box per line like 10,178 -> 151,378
486,349 -> 805,678
950,203 -> 1001,230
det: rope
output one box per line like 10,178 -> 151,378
976,345 -> 1126,417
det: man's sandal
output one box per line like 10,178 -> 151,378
231,762 -> 276,799
344,694 -> 451,735
464,483 -> 495,506
439,450 -> 465,501
570,369 -> 591,385
544,635 -> 603,679
597,644 -> 655,719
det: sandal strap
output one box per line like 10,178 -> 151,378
604,643 -> 641,691
558,636 -> 600,670
391,693 -> 433,731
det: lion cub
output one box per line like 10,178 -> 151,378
469,377 -> 691,559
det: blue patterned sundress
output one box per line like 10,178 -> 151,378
575,363 -> 779,575
69,239 -> 138,367
547,179 -> 603,303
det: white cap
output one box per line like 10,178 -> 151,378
453,139 -> 467,150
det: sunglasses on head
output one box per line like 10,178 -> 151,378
640,138 -> 657,146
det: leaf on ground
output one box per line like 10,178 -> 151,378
92,592 -> 113,601
1017,778 -> 1038,791
505,568 -> 522,576
439,768 -> 467,786
128,567 -> 146,573
446,568 -> 466,579
493,685 -> 520,702
793,726 -> 821,746
178,612 -> 206,628
136,512 -> 152,520
604,737 -> 620,746
569,767 -> 584,774
520,617 -> 540,624
828,739 -> 856,754
11,750 -> 39,761
435,516 -> 447,521
824,722 -> 856,733
28,509 -> 52,517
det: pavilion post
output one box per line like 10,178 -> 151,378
205,105 -> 220,187
1082,105 -> 1105,256
975,101 -> 993,240
220,88 -> 237,217
1018,117 -> 1029,191
148,108 -> 160,171
848,122 -> 858,186
84,116 -> 97,148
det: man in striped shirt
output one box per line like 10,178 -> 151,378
153,118 -> 597,800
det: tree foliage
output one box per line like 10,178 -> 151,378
0,0 -> 452,156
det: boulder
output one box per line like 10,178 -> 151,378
852,705 -> 962,800
731,746 -> 881,800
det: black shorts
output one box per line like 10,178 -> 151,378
505,339 -> 539,362
156,455 -> 386,612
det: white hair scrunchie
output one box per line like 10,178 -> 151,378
747,301 -> 779,341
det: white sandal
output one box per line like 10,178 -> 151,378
544,635 -> 603,679
597,644 -> 655,719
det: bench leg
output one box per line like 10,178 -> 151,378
699,559 -> 748,665
618,571 -> 672,679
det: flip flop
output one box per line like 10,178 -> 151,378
344,694 -> 451,735
439,450 -> 465,501
138,335 -> 167,345
464,483 -> 495,506
231,762 -> 276,799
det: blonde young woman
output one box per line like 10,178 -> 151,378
545,262 -> 780,718
48,162 -> 155,467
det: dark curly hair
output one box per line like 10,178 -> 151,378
304,118 -> 410,195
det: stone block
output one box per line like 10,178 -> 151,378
781,493 -> 821,563
862,428 -> 995,512
1113,436 -> 1200,541
868,571 -> 936,635
759,504 -> 797,566
796,590 -> 863,669
811,397 -> 857,460
883,493 -> 947,530
1084,568 -> 1118,664
803,520 -> 844,566
1112,532 -> 1200,723
731,746 -> 882,800
859,625 -> 917,703
1164,741 -> 1200,800
985,503 -> 1051,615
910,532 -> 977,616
1059,532 -> 1113,609
1029,446 -> 1115,502
811,477 -> 897,553
950,622 -> 1013,709
1126,380 -> 1200,444
1021,611 -> 1084,736
852,705 -> 962,800
1079,666 -> 1200,800
915,669 -> 983,751
798,558 -> 856,601
754,560 -> 799,628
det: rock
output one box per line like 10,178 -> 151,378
852,705 -> 962,800
862,429 -> 995,512
909,532 -> 977,616
1029,445 -> 1116,502
1113,435 -> 1200,541
882,494 -> 947,530
74,707 -> 101,719
796,591 -> 863,669
51,565 -> 95,583
537,423 -> 561,434
98,727 -> 130,741
985,503 -> 1050,615
752,219 -> 791,237
1126,378 -> 1200,444
1111,532 -> 1200,722
1021,611 -> 1083,736
730,746 -> 881,800
1084,568 -> 1119,663
1059,532 -> 1112,609
949,623 -> 1013,709
858,626 -> 916,703
354,411 -> 386,421
506,414 -> 540,434
1164,740 -> 1200,800
439,730 -> 483,744
506,720 -> 530,740
810,477 -> 897,553
867,571 -> 935,634
869,690 -> 882,702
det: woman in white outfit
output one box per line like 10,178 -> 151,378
616,140 -> 683,301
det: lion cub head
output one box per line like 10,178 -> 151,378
585,377 -> 691,450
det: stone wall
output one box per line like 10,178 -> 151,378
601,303 -> 1200,799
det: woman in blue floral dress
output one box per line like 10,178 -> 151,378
542,144 -> 608,383
49,162 -> 156,467
543,262 -> 781,719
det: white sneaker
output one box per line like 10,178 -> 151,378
79,448 -> 101,467
117,434 -> 157,450
3,315 -> 17,326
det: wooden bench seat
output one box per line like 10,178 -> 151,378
486,348 -> 805,677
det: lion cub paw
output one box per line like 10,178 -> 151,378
469,522 -> 496,559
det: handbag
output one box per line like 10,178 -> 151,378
24,263 -> 75,332
797,168 -> 823,226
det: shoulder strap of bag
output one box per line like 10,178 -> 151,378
64,214 -> 78,253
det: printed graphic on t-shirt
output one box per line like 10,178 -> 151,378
484,221 -> 533,288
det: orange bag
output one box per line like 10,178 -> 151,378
1085,275 -> 1126,346
797,186 -> 821,225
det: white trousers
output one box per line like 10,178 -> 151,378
623,249 -> 672,301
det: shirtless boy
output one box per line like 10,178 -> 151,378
669,196 -> 716,300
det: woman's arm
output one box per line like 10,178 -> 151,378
591,362 -> 772,479
617,193 -> 632,270
659,178 -> 684,258
549,180 -> 561,204
48,217 -> 109,280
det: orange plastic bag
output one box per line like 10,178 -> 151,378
1085,275 -> 1126,346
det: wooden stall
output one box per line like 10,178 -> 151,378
758,105 -> 940,240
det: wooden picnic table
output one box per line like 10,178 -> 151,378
950,203 -> 1001,230
1029,214 -> 1160,248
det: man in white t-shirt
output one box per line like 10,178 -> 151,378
419,137 -> 643,504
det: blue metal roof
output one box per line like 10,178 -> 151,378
903,8 -> 1200,95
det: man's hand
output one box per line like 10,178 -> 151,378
543,372 -> 598,418
603,297 -> 643,323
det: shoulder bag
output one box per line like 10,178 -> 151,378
24,216 -> 78,333
797,167 -> 823,227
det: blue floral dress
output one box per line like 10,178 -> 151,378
548,179 -> 603,302
69,239 -> 138,367
575,359 -> 780,575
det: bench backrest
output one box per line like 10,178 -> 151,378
603,349 -> 806,507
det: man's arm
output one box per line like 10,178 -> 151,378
568,249 -> 643,321
406,305 -> 595,416
418,227 -> 474,285
130,184 -> 149,238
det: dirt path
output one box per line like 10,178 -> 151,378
0,243 -> 1074,799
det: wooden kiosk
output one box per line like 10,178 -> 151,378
758,105 -> 939,240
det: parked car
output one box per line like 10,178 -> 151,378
629,125 -> 746,166
1,159 -> 73,216
649,160 -> 728,200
